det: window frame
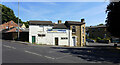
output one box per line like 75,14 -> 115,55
38,34 -> 46,37
82,27 -> 84,34
83,36 -> 84,43
72,26 -> 76,33
61,37 -> 68,40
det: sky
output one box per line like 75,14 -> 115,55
2,2 -> 109,26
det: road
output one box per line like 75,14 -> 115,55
2,40 -> 120,64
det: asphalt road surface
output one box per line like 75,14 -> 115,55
2,40 -> 120,64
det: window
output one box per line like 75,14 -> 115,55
104,28 -> 107,31
6,26 -> 8,29
72,26 -> 76,32
82,27 -> 84,34
11,21 -> 13,24
92,29 -> 95,32
38,34 -> 45,37
61,37 -> 68,40
104,34 -> 106,38
83,36 -> 84,43
98,28 -> 100,32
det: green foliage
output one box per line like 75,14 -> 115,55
1,4 -> 22,24
106,2 -> 120,37
1,4 -> 29,27
23,21 -> 29,28
97,37 -> 102,40
86,34 -> 89,39
97,23 -> 104,26
103,37 -> 111,40
96,37 -> 110,42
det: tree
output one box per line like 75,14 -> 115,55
1,4 -> 29,28
1,4 -> 22,24
97,23 -> 104,26
106,1 -> 120,38
23,21 -> 29,28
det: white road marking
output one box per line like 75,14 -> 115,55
44,56 -> 55,59
24,50 -> 42,56
24,50 -> 55,59
3,45 -> 16,49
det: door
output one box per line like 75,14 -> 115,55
32,36 -> 35,43
55,37 -> 58,45
72,37 -> 76,46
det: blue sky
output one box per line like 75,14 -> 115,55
2,2 -> 109,26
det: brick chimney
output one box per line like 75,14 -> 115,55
81,19 -> 85,23
58,20 -> 62,24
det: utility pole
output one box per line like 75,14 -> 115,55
18,0 -> 20,40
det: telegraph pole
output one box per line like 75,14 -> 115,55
18,0 -> 20,40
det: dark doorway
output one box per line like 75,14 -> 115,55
55,37 -> 58,45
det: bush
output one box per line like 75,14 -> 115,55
97,37 -> 102,40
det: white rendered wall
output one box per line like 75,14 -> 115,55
52,29 -> 69,46
29,25 -> 74,46
29,25 -> 53,44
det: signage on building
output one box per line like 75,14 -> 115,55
47,29 -> 66,33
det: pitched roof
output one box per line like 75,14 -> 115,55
0,20 -> 18,31
2,20 -> 18,27
2,27 -> 15,33
65,21 -> 85,25
88,25 -> 106,28
2,27 -> 22,33
53,24 -> 67,29
29,20 -> 53,25
7,28 -> 22,32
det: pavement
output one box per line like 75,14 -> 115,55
2,40 -> 120,64
86,42 -> 120,47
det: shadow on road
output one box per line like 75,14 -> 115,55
51,47 -> 120,64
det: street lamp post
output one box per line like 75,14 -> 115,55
18,0 -> 20,40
